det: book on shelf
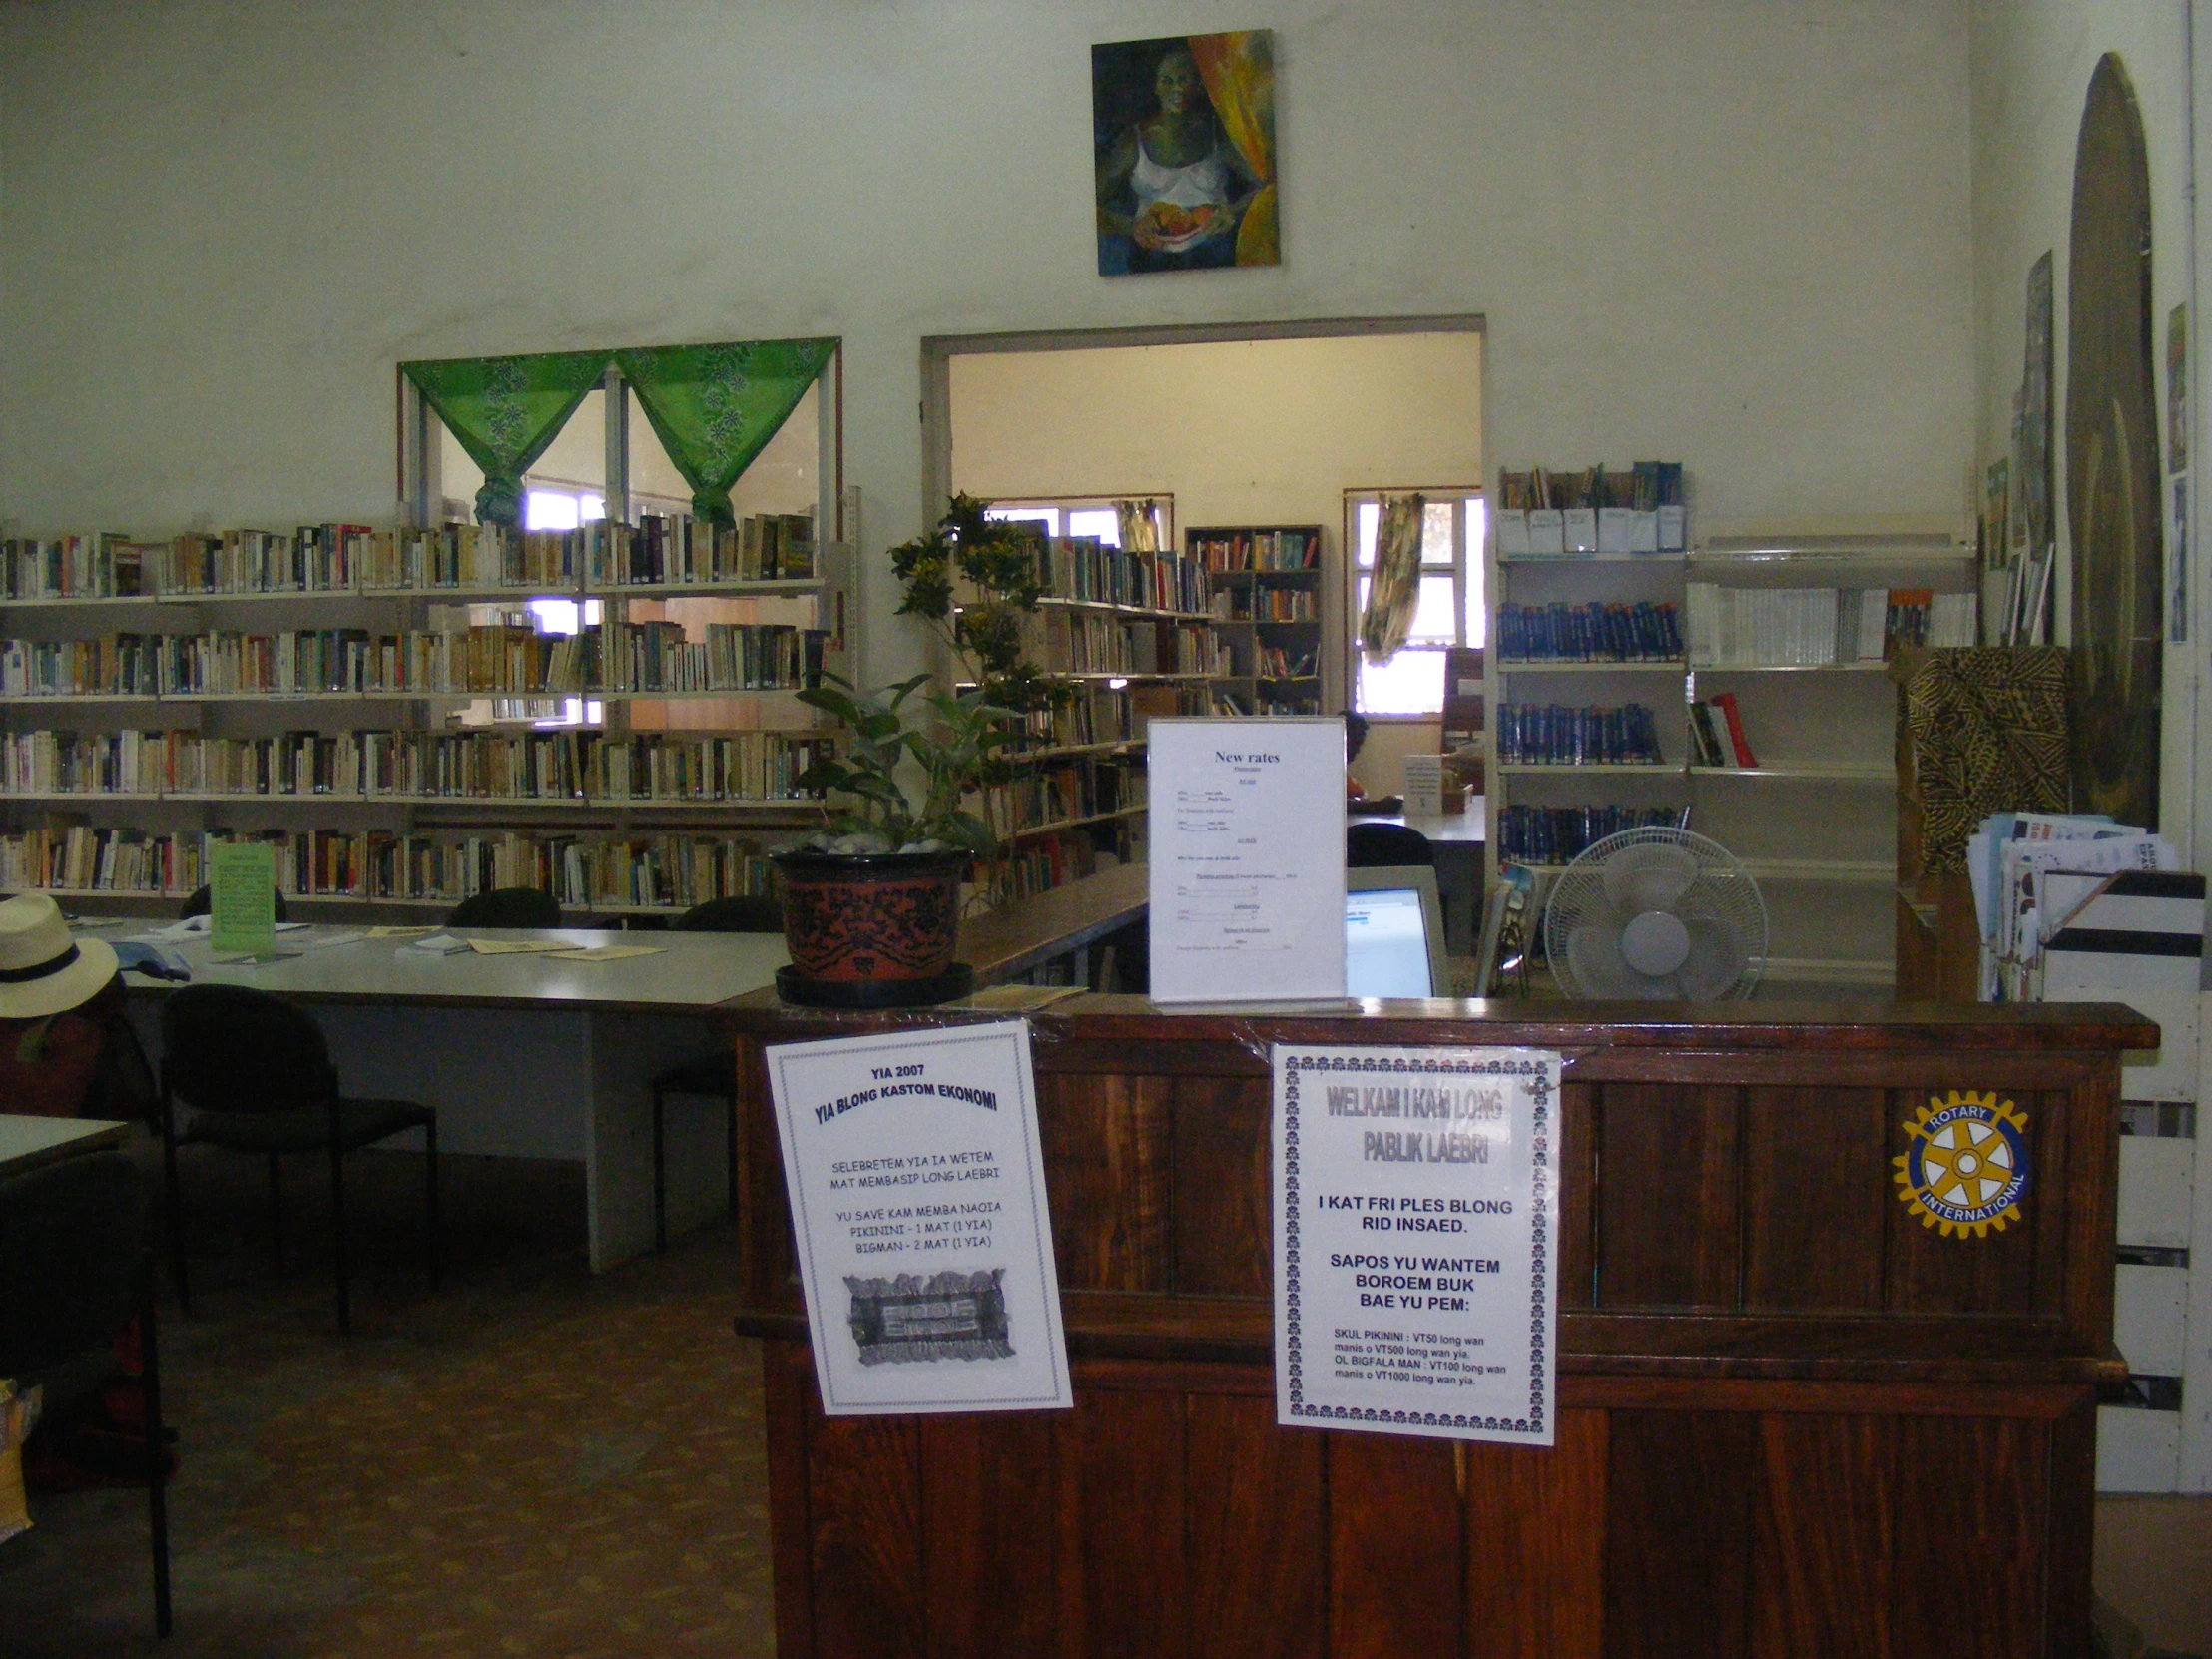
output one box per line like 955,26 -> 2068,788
1688,697 -> 1757,767
1497,804 -> 1688,864
1189,528 -> 1320,572
1497,601 -> 1682,663
1686,583 -> 1978,667
1711,692 -> 1757,767
1496,702 -> 1665,766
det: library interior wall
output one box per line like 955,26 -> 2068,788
948,330 -> 1479,795
1967,0 -> 2201,864
0,0 -> 1974,693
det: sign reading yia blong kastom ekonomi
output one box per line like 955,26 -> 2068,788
1273,1045 -> 1560,1446
767,1020 -> 1071,1416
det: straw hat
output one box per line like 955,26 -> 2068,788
0,893 -> 119,1020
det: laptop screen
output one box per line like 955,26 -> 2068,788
1345,885 -> 1435,998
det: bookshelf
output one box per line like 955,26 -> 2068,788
1483,528 -> 1976,991
0,516 -> 849,919
1191,525 -> 1324,718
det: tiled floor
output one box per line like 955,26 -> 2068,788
0,1142 -> 774,1658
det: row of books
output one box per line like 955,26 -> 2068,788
0,729 -> 833,805
1684,584 -> 1978,667
0,513 -> 818,601
1496,463 -> 1685,513
1495,704 -> 1666,767
1247,647 -> 1318,679
1023,538 -> 1210,617
1686,695 -> 1758,768
1034,613 -> 1226,678
0,623 -> 814,698
0,826 -> 791,910
1215,587 -> 1317,622
1496,805 -> 1689,865
974,764 -> 1125,839
1189,529 -> 1320,572
1494,464 -> 1687,557
1498,602 -> 1684,663
968,832 -> 1099,912
1210,691 -> 1321,717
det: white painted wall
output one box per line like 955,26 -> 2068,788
0,0 -> 1974,692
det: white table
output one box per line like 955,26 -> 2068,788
0,1114 -> 129,1178
118,926 -> 789,1271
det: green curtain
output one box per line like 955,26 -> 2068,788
614,339 -> 836,527
403,351 -> 612,525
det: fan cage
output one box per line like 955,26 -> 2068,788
1541,826 -> 1770,1000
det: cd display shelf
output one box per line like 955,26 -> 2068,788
1485,531 -> 1974,989
0,519 -> 851,920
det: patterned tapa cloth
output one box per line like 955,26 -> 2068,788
1903,647 -> 2069,873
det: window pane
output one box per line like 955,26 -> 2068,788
986,507 -> 1058,537
581,493 -> 606,523
1421,501 -> 1454,562
1356,649 -> 1444,716
525,489 -> 580,532
529,598 -> 581,635
1355,501 -> 1380,568
1410,575 -> 1458,643
1064,508 -> 1121,547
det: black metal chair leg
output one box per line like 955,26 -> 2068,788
159,1084 -> 189,1318
652,1080 -> 668,1255
329,1137 -> 350,1336
423,1115 -> 441,1288
267,1152 -> 282,1270
138,1251 -> 173,1639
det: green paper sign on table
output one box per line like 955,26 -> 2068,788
209,842 -> 278,957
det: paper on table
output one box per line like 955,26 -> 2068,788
466,939 -> 576,955
305,931 -> 367,949
548,945 -> 666,962
407,934 -> 472,955
366,925 -> 438,938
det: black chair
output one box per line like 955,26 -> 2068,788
0,1150 -> 171,1637
178,884 -> 288,922
445,886 -> 563,929
1348,821 -> 1435,869
649,896 -> 784,1252
159,985 -> 439,1335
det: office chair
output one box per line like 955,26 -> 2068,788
160,985 -> 439,1335
445,886 -> 563,929
648,895 -> 784,1251
178,884 -> 289,922
0,1150 -> 171,1637
1348,821 -> 1434,869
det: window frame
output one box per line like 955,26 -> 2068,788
979,493 -> 1174,551
1343,488 -> 1486,719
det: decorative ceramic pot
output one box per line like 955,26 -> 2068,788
771,847 -> 973,1007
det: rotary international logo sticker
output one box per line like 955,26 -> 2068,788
1893,1091 -> 2030,1237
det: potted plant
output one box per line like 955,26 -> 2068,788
773,495 -> 1060,1008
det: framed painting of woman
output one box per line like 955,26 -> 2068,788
1093,31 -> 1279,276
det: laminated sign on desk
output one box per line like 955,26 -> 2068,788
1273,1044 -> 1561,1445
765,1020 -> 1071,1415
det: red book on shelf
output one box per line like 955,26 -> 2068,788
1712,691 -> 1758,767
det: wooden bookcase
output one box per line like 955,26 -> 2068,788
1190,524 -> 1324,718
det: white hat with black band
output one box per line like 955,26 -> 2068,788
0,893 -> 120,1020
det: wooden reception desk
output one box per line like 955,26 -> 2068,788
723,995 -> 2153,1659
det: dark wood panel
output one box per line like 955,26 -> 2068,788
1038,1070 -> 1174,1293
1559,1082 -> 1597,1311
1603,1410 -> 1755,1659
1595,1084 -> 1742,1310
1891,1415 -> 2048,1658
806,1393 -> 924,1659
1185,1393 -> 1326,1659
1463,1407 -> 1608,1659
1741,1087 -> 1889,1313
1172,1074 -> 1272,1297
919,1412 -> 1060,1659
2025,1091 -> 2074,1326
1883,1087 -> 2039,1317
2042,1391 -> 2098,1657
1748,1414 -> 1896,1659
1073,1390 -> 1189,1659
765,1344 -> 819,1659
1327,1432 -> 1462,1659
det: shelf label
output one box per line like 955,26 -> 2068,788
1147,717 -> 1346,1002
1274,1044 -> 1560,1445
766,1020 -> 1071,1416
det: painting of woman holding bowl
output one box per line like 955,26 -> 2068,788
1093,32 -> 1279,276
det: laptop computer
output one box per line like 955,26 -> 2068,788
1345,865 -> 1449,998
